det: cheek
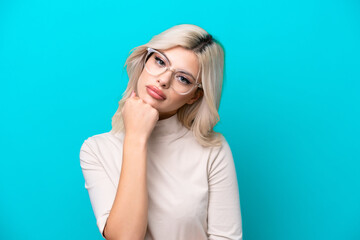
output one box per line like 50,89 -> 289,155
137,72 -> 144,85
169,95 -> 192,108
136,72 -> 147,94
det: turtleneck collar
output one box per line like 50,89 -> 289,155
112,113 -> 189,142
149,113 -> 189,141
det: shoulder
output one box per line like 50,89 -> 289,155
207,134 -> 235,175
80,131 -> 124,161
83,130 -> 123,146
181,131 -> 232,157
80,132 -> 110,150
209,134 -> 232,156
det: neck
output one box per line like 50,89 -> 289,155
149,113 -> 188,141
158,110 -> 177,120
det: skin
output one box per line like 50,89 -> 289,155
136,46 -> 203,120
103,46 -> 203,240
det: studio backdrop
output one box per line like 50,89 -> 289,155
0,0 -> 359,239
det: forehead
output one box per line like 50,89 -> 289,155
160,46 -> 199,77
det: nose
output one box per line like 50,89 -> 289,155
156,70 -> 173,89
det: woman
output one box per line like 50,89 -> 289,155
80,24 -> 243,240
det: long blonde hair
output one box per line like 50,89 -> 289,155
111,24 -> 225,147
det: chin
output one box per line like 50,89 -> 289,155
141,94 -> 157,106
139,90 -> 161,107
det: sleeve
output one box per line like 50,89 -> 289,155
79,139 -> 117,239
207,138 -> 243,240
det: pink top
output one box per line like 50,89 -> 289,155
79,114 -> 243,239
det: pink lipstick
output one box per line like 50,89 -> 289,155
146,85 -> 166,100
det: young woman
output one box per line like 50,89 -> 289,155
80,24 -> 243,240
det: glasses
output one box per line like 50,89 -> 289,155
144,47 -> 202,95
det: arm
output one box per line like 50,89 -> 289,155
80,136 -> 149,240
80,92 -> 158,240
80,137 -> 147,240
103,91 -> 158,240
103,135 -> 148,240
79,140 -> 117,238
207,138 -> 243,240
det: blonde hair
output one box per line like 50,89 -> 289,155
111,24 -> 225,147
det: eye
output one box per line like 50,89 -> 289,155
155,56 -> 166,67
176,75 -> 192,85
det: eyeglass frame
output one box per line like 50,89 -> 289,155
143,47 -> 202,95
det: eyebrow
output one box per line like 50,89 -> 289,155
158,50 -> 197,80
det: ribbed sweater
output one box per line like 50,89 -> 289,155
79,114 -> 243,240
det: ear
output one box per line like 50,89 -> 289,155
186,89 -> 204,105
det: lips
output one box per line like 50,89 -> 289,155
146,85 -> 166,100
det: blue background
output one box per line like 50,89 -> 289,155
1,0 -> 359,239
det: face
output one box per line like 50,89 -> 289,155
136,46 -> 203,120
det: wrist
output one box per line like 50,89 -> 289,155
124,133 -> 148,146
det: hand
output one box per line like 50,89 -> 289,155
121,91 -> 159,141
